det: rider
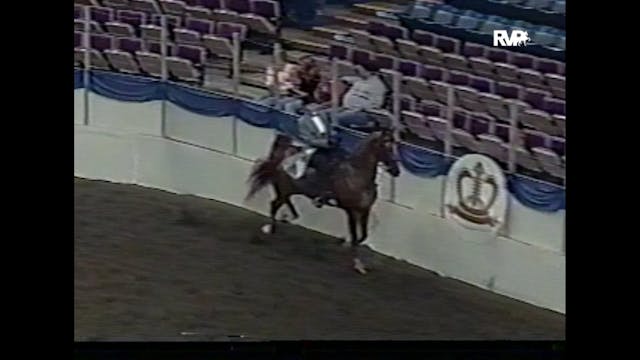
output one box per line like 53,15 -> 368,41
295,110 -> 345,207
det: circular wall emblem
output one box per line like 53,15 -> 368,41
444,154 -> 508,232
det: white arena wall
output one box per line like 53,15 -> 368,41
74,90 -> 566,313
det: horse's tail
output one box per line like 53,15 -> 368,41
245,134 -> 291,201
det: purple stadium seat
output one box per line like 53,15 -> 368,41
511,53 -> 535,69
518,68 -> 546,89
186,18 -> 215,34
462,42 -> 486,58
495,82 -> 522,100
160,0 -> 187,15
105,49 -> 141,74
478,92 -> 509,121
75,48 -> 111,70
174,28 -> 201,45
434,36 -> 459,54
477,134 -> 508,163
74,5 -> 83,19
167,56 -> 201,82
426,116 -> 452,144
140,24 -> 163,42
175,45 -> 205,64
419,45 -> 444,66
523,88 -> 550,110
90,34 -> 113,51
470,76 -> 494,94
516,146 -> 542,172
469,57 -> 494,79
545,73 -> 565,91
430,79 -> 451,104
455,86 -> 483,112
553,114 -> 566,137
105,21 -> 136,37
103,0 -> 129,8
519,109 -> 561,135
227,0 -> 252,13
398,60 -> 420,77
370,35 -> 396,55
470,116 -> 490,135
448,70 -> 470,86
150,13 -> 182,28
130,0 -> 162,14
352,49 -> 373,68
442,53 -> 469,72
90,7 -> 114,24
487,48 -> 509,64
117,10 -> 146,27
383,23 -> 408,40
75,32 -> 83,48
453,109 -> 469,129
453,129 -> 481,153
524,129 -> 548,149
350,30 -> 376,52
494,123 -> 510,142
251,0 -> 280,19
405,77 -> 434,102
375,54 -> 396,71
419,100 -> 443,117
494,62 -> 519,83
402,111 -> 436,141
544,97 -> 565,116
202,34 -> 234,58
117,37 -> 143,54
200,0 -> 223,9
217,22 -> 248,40
135,51 -> 163,77
396,39 -> 422,62
536,58 -> 563,75
159,0 -> 187,15
532,147 -> 564,178
422,65 -> 446,81
413,30 -> 435,46
185,5 -> 212,19
367,21 -> 386,37
551,136 -> 565,157
146,41 -> 176,55
330,44 -> 350,60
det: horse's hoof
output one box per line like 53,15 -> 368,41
261,224 -> 274,234
353,259 -> 367,275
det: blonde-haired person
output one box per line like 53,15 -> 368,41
260,63 -> 306,114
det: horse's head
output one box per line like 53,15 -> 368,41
370,130 -> 400,177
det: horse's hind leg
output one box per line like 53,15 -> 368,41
262,196 -> 285,234
285,197 -> 299,222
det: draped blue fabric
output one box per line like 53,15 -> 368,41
89,70 -> 164,102
508,175 -> 566,212
165,83 -> 236,117
76,71 -> 566,212
74,69 -> 83,89
398,144 -> 452,177
236,101 -> 277,129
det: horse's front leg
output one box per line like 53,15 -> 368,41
346,210 -> 367,275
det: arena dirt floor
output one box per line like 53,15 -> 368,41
74,178 -> 565,341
